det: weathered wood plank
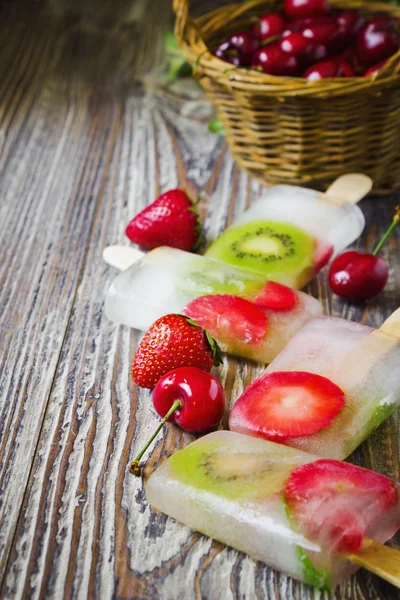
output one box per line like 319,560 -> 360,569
0,1 -> 399,599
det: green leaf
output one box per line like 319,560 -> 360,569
208,117 -> 226,135
164,31 -> 193,84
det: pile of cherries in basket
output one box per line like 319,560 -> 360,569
214,0 -> 400,79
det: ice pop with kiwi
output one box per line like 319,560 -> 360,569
205,175 -> 370,289
230,309 -> 400,459
103,245 -> 322,363
145,431 -> 400,590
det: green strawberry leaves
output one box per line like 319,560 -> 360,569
184,315 -> 223,366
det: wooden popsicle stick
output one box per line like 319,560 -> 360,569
378,306 -> 400,338
346,538 -> 400,588
336,307 -> 400,389
318,174 -> 373,206
103,245 -> 144,271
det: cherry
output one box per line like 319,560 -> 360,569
215,43 -> 244,67
304,57 -> 354,80
356,21 -> 400,66
336,10 -> 365,39
227,31 -> 259,62
328,206 -> 400,302
364,59 -> 389,76
252,12 -> 286,41
284,0 -> 329,20
329,251 -> 388,302
302,19 -> 345,52
252,44 -> 300,75
129,367 -> 225,476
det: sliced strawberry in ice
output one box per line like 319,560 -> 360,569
283,459 -> 397,553
229,371 -> 345,440
183,294 -> 268,346
314,240 -> 334,272
254,281 -> 298,311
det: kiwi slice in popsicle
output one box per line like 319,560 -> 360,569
168,442 -> 292,501
205,221 -> 315,288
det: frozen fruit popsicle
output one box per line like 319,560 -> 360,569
145,431 -> 400,590
205,175 -> 370,289
230,310 -> 400,459
104,245 -> 322,362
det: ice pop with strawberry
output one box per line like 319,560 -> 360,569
230,309 -> 400,459
146,431 -> 400,590
104,188 -> 322,363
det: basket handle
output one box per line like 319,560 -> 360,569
173,0 -> 189,45
173,0 -> 268,48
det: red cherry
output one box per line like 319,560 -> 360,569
328,250 -> 388,301
252,44 -> 300,75
280,32 -> 314,59
356,22 -> 400,66
336,10 -> 365,39
215,43 -> 245,67
304,58 -> 339,79
152,367 -> 225,433
129,367 -> 226,475
252,12 -> 286,41
227,31 -> 259,60
284,0 -> 329,20
337,60 -> 355,77
364,59 -> 389,76
302,19 -> 343,52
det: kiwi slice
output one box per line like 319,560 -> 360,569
179,257 -> 265,298
168,442 -> 290,500
205,221 -> 315,286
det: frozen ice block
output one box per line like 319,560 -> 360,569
230,314 -> 400,459
146,431 -> 400,590
104,246 -> 322,362
205,183 -> 366,288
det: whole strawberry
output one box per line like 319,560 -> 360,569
125,189 -> 202,251
132,314 -> 222,389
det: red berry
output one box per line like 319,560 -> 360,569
125,189 -> 201,251
328,250 -> 389,301
313,241 -> 334,271
280,32 -> 314,59
284,0 -> 329,20
364,59 -> 389,76
215,43 -> 244,67
252,12 -> 286,41
152,367 -> 225,433
254,281 -> 298,311
301,19 -> 339,49
336,9 -> 365,39
132,314 -> 221,389
229,371 -> 345,441
356,21 -> 400,66
283,459 -> 397,553
304,58 -> 339,79
337,60 -> 355,77
183,295 -> 268,346
252,44 -> 300,75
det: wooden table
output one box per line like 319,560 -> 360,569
0,2 -> 399,598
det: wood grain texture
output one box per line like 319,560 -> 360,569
0,1 -> 400,599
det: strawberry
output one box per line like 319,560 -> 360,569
132,314 -> 222,389
313,240 -> 334,272
229,371 -> 345,441
125,189 -> 202,251
254,281 -> 298,311
183,294 -> 268,346
284,459 -> 398,553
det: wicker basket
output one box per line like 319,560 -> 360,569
173,0 -> 400,193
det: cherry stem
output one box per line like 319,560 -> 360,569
129,400 -> 182,477
372,205 -> 400,256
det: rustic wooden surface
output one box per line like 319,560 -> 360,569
0,1 -> 400,599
